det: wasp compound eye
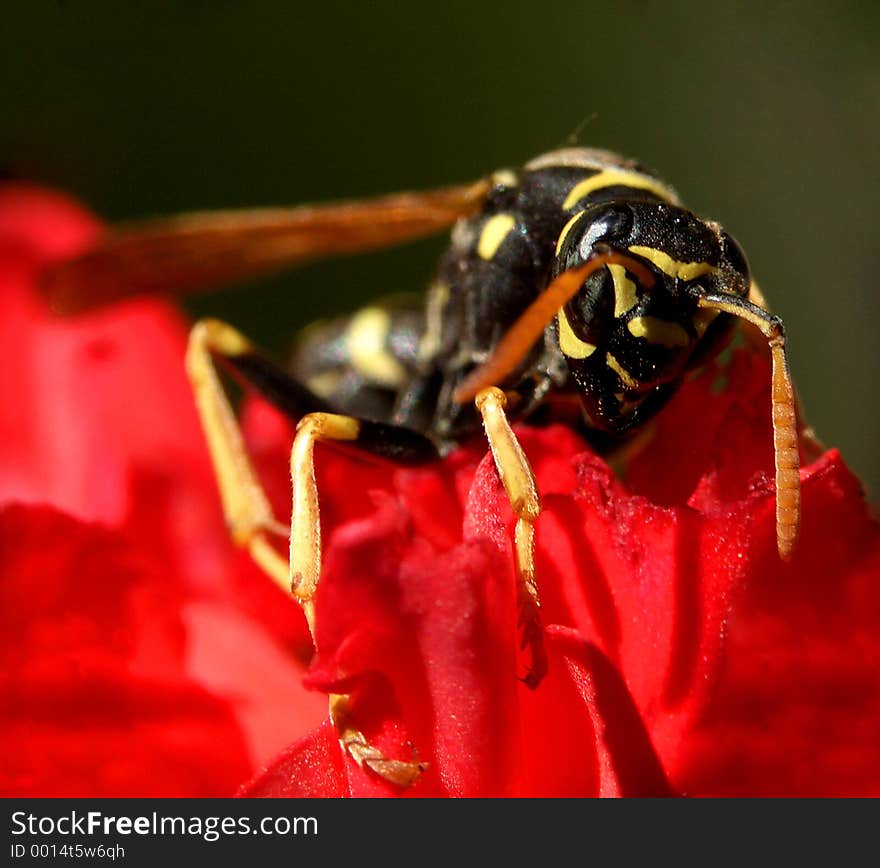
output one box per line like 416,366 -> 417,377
553,203 -> 635,275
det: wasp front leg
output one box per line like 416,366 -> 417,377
186,319 -> 292,591
474,387 -> 547,689
186,318 -> 435,786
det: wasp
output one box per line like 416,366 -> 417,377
44,147 -> 804,786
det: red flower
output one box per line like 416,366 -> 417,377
240,385 -> 880,797
0,185 -> 325,796
3,184 -> 878,798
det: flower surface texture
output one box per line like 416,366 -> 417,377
2,184 -> 878,797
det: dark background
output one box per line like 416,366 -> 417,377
3,1 -> 878,497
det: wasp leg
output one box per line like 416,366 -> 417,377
328,695 -> 425,788
290,409 -> 435,786
188,318 -> 434,787
186,319 -> 291,591
474,387 -> 547,689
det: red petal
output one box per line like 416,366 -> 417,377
682,451 -> 880,796
0,185 -> 216,535
545,626 -> 673,797
0,504 -> 252,796
0,184 -> 99,263
306,491 -> 521,797
464,424 -> 749,775
624,349 -> 775,507
241,721 -> 348,798
180,600 -> 327,772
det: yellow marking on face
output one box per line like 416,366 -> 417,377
555,212 -> 584,255
418,280 -> 450,363
608,263 -> 639,318
562,169 -> 677,211
626,316 -> 691,347
606,352 -> 640,391
347,307 -> 408,387
627,246 -> 720,281
477,213 -> 517,260
491,169 -> 518,187
557,308 -> 597,359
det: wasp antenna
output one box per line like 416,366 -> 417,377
452,251 -> 655,404
559,113 -> 598,148
696,294 -> 801,560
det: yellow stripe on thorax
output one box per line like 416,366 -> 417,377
562,168 -> 677,211
557,309 -> 597,358
347,307 -> 407,387
627,245 -> 720,281
417,280 -> 450,363
477,213 -> 516,260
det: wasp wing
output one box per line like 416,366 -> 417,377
41,181 -> 489,313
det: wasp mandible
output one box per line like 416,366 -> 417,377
44,147 -> 805,786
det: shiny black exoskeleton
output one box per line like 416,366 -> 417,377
288,147 -> 752,455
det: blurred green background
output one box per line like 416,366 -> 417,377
4,1 -> 878,497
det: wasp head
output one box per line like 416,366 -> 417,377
551,200 -> 751,432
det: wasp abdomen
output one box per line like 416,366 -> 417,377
289,302 -> 434,428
